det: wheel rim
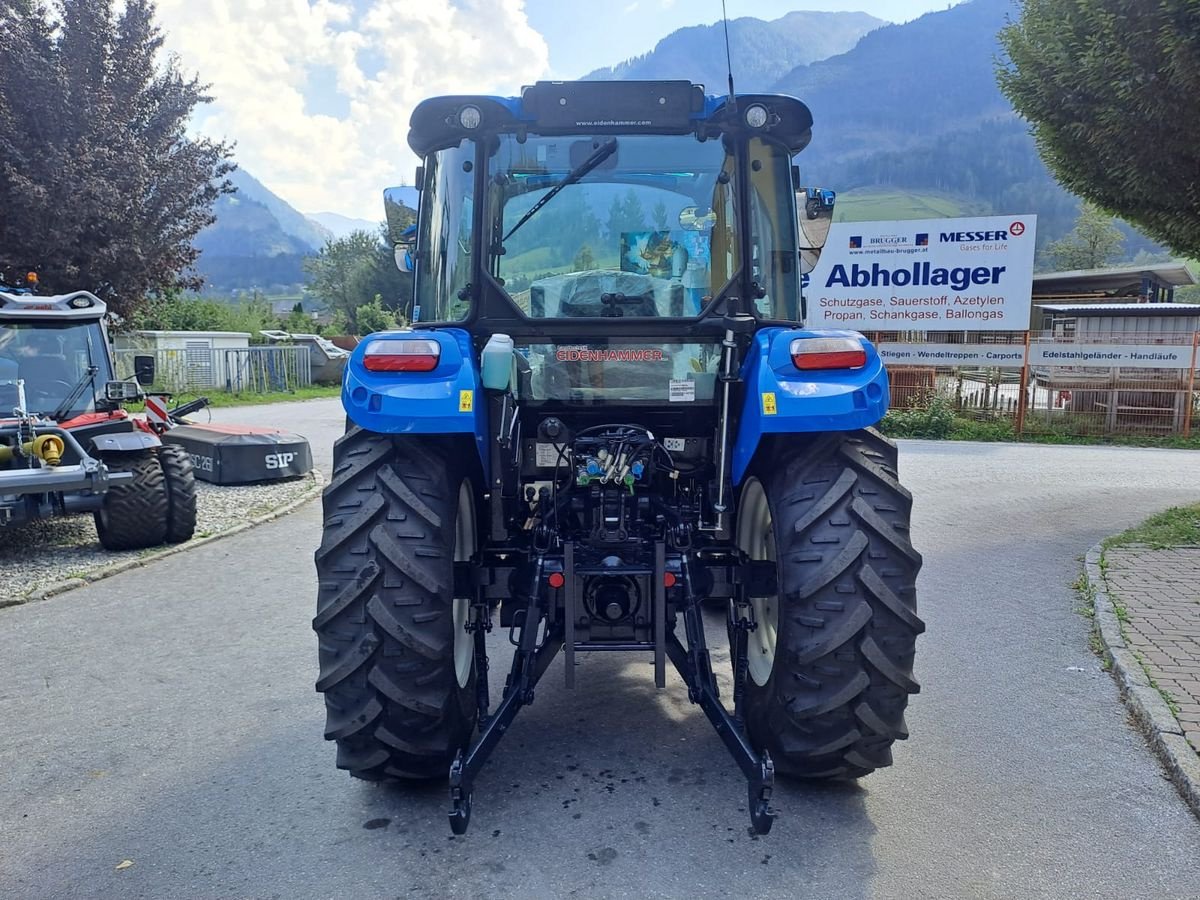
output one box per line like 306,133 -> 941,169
737,478 -> 779,687
452,480 -> 477,689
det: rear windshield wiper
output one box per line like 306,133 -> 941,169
502,138 -> 618,243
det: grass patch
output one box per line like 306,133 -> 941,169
834,188 -> 987,222
1073,570 -> 1110,669
1132,649 -> 1183,715
130,384 -> 341,412
879,404 -> 1200,450
1073,572 -> 1095,618
1103,503 -> 1200,550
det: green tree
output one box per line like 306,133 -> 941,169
303,228 -> 412,332
0,0 -> 234,317
572,244 -> 596,271
131,291 -> 275,335
621,189 -> 647,234
355,295 -> 398,334
1044,204 -> 1125,271
652,200 -> 669,232
304,230 -> 378,329
282,303 -> 312,333
605,194 -> 625,242
997,0 -> 1200,257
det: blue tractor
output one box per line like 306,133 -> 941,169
803,186 -> 837,219
313,81 -> 923,835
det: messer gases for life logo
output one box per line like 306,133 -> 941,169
1010,221 -> 1026,237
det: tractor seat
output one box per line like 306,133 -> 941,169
529,270 -> 682,318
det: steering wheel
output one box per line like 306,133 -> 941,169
25,379 -> 75,400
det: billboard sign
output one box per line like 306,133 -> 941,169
877,342 -> 1027,368
1029,343 -> 1196,369
805,215 -> 1037,331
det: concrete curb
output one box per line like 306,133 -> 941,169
1084,543 -> 1200,820
3,470 -> 325,610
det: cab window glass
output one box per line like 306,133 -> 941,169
414,141 -> 475,322
490,134 -> 740,319
747,137 -> 800,321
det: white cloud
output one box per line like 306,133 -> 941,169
155,0 -> 549,219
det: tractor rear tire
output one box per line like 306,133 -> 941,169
94,452 -> 169,551
313,428 -> 479,781
159,444 -> 197,544
737,429 -> 924,779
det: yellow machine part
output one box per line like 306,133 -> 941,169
0,434 -> 65,466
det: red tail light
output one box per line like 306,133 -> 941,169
363,338 -> 440,372
790,337 -> 867,370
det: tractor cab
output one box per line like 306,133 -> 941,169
388,81 -> 831,331
0,290 -> 151,426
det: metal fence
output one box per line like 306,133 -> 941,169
875,330 -> 1200,439
113,346 -> 312,394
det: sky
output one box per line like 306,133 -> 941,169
154,1 -> 958,221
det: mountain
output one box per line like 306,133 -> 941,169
224,169 -> 331,248
584,11 -> 884,92
758,0 -> 1161,256
308,211 -> 380,239
591,1 -> 1159,256
766,0 -> 1156,252
193,169 -> 330,293
772,0 -> 1015,149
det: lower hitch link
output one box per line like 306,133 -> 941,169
669,556 -> 777,834
447,553 -> 776,835
448,559 -> 561,835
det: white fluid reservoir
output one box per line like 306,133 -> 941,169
480,333 -> 515,391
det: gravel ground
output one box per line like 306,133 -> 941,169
0,474 -> 319,602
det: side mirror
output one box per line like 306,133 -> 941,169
105,380 -> 141,402
133,354 -> 156,386
383,186 -> 417,246
384,186 -> 418,273
797,186 -> 836,275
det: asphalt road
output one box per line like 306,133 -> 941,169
3,398 -> 1200,899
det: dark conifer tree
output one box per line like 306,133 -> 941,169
0,0 -> 233,316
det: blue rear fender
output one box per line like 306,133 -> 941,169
731,327 -> 889,485
342,328 -> 489,479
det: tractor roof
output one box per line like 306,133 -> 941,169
0,291 -> 106,320
408,80 -> 814,157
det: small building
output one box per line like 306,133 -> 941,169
1038,302 -> 1200,341
113,330 -> 251,389
1031,263 -> 1197,331
1032,303 -> 1200,433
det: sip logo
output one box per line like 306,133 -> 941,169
265,452 -> 296,470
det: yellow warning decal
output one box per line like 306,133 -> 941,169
459,390 -> 474,413
762,392 -> 777,415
